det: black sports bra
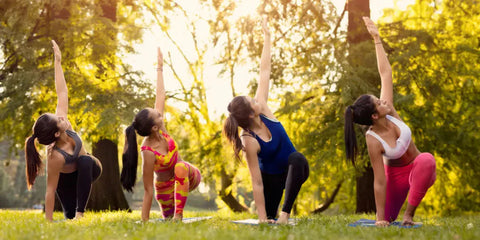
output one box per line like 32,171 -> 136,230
53,130 -> 82,165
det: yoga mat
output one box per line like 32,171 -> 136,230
231,218 -> 297,226
348,219 -> 422,228
156,216 -> 212,223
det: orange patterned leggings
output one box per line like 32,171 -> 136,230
154,161 -> 201,218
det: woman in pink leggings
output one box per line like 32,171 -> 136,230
343,17 -> 436,226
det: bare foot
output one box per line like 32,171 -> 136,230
276,211 -> 290,224
375,220 -> 390,227
401,220 -> 415,226
172,214 -> 183,222
74,212 -> 84,220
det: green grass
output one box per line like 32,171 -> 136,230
1,209 -> 479,240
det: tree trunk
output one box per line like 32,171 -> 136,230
347,0 -> 371,44
347,0 -> 376,214
312,181 -> 343,214
218,168 -> 248,212
86,139 -> 130,211
355,164 -> 376,213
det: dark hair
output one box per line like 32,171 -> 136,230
344,94 -> 377,165
121,109 -> 155,192
25,114 -> 59,189
223,96 -> 254,160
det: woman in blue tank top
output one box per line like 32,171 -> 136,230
24,41 -> 102,221
223,18 -> 309,224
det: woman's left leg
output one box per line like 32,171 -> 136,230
76,155 -> 102,217
173,161 -> 201,219
278,152 -> 309,223
403,153 -> 436,224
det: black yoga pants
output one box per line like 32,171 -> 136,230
261,151 -> 309,219
56,155 -> 102,219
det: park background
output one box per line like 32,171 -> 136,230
1,0 -> 479,223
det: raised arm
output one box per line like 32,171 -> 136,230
363,17 -> 393,106
52,40 -> 68,118
254,17 -> 271,106
155,47 -> 166,115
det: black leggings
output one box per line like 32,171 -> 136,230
56,155 -> 102,219
261,152 -> 309,219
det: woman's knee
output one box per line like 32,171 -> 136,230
77,155 -> 93,170
288,152 -> 310,180
174,162 -> 189,178
415,153 -> 436,171
288,152 -> 308,167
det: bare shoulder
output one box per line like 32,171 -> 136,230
47,149 -> 65,172
240,130 -> 259,154
140,147 -> 155,158
366,133 -> 383,153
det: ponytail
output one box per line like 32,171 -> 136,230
223,115 -> 243,160
223,96 -> 255,160
25,135 -> 42,190
121,124 -> 138,192
344,105 -> 358,165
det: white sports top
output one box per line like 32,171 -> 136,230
366,115 -> 412,160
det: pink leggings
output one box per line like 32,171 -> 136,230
384,152 -> 436,221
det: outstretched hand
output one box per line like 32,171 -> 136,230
362,16 -> 380,39
51,40 -> 61,62
261,16 -> 270,37
157,47 -> 163,70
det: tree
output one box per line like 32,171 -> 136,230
346,0 -> 376,214
377,0 -> 480,213
0,0 -> 149,211
144,0 -> 250,212
214,0 -> 353,214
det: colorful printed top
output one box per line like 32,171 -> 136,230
141,131 -> 179,173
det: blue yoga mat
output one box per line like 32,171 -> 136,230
231,218 -> 297,226
348,219 -> 422,228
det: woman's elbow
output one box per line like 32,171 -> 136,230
144,185 -> 154,196
374,178 -> 386,190
252,179 -> 264,191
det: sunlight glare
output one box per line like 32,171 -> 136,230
231,0 -> 259,20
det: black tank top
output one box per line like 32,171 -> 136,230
53,130 -> 82,165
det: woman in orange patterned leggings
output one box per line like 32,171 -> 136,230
121,47 -> 201,221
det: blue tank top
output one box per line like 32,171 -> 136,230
250,115 -> 296,174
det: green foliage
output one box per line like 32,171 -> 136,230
377,0 -> 480,213
1,0 -> 479,216
0,142 -> 46,208
0,0 -> 150,149
1,210 -> 480,240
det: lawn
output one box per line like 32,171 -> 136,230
0,209 -> 478,240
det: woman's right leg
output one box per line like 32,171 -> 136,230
56,172 -> 77,219
282,152 -> 309,215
